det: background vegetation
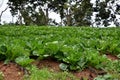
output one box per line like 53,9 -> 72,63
0,0 -> 120,27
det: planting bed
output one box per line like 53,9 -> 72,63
0,26 -> 120,80
0,54 -> 118,80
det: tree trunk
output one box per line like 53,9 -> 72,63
0,6 -> 8,24
46,8 -> 48,25
66,9 -> 72,26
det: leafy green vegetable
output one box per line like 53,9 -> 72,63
15,56 -> 34,67
0,45 -> 7,53
0,26 -> 120,72
59,63 -> 68,71
94,74 -> 119,80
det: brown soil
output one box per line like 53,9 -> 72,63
33,58 -> 61,72
0,61 -> 24,80
106,54 -> 119,60
73,69 -> 97,80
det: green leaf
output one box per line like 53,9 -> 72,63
4,59 -> 10,64
15,56 -> 34,67
69,65 -> 79,70
32,49 -> 44,56
0,45 -> 7,53
59,63 -> 68,71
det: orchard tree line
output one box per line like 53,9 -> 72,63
6,0 -> 120,27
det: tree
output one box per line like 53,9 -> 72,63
8,0 -> 48,25
7,0 -> 120,27
73,0 -> 93,26
48,0 -> 93,26
93,0 -> 120,27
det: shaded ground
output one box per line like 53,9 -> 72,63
73,69 -> 97,80
34,58 -> 61,72
106,54 -> 119,60
0,54 -> 119,80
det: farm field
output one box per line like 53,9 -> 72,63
0,26 -> 120,80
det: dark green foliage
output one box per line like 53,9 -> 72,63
7,0 -> 120,27
94,0 -> 120,27
15,56 -> 34,67
74,0 -> 92,26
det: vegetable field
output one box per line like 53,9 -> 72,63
0,26 -> 120,80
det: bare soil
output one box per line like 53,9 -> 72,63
73,69 -> 97,80
34,58 -> 61,72
0,61 -> 24,80
106,54 -> 119,60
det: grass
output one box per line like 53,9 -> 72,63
24,65 -> 78,80
0,71 -> 4,80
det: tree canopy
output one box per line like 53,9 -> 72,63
7,0 -> 120,27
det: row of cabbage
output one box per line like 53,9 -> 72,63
0,26 -> 120,72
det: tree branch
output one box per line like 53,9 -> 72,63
0,6 -> 9,24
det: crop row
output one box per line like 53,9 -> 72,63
0,26 -> 120,72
